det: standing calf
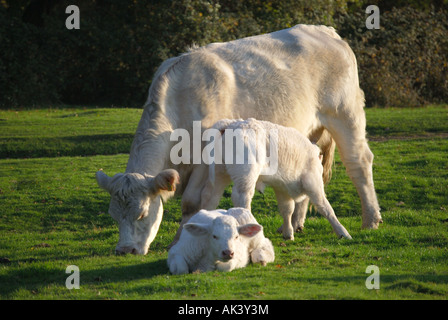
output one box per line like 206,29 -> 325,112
168,208 -> 275,274
201,118 -> 352,241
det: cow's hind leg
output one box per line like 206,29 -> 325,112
322,110 -> 382,229
342,139 -> 382,229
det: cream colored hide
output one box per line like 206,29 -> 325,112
97,24 -> 381,254
200,118 -> 352,241
167,208 -> 275,274
96,169 -> 179,255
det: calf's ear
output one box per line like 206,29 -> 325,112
96,170 -> 112,193
184,223 -> 210,236
238,224 -> 262,237
151,169 -> 180,193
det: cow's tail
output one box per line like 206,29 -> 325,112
319,130 -> 336,185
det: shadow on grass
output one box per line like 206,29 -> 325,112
283,273 -> 448,298
0,133 -> 133,159
2,260 -> 447,298
0,257 -> 169,298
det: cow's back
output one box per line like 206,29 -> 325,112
155,24 -> 360,135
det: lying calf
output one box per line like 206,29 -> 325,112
168,208 -> 275,274
201,118 -> 352,241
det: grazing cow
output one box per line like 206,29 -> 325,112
167,208 -> 275,274
96,169 -> 179,255
200,118 -> 352,240
96,24 -> 382,254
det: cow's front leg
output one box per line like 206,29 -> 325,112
200,167 -> 231,210
168,165 -> 207,248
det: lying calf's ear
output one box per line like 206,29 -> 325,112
238,224 -> 262,237
150,169 -> 180,194
184,223 -> 210,236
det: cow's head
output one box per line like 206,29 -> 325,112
96,169 -> 179,255
184,215 -> 262,262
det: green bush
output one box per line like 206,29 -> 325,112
0,14 -> 60,106
338,7 -> 448,107
1,0 -> 447,108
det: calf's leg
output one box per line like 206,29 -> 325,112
303,171 -> 352,239
291,196 -> 309,232
168,254 -> 190,275
274,189 -> 296,240
277,196 -> 309,234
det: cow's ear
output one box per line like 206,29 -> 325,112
151,169 -> 180,193
184,223 -> 210,236
238,224 -> 262,237
96,170 -> 112,193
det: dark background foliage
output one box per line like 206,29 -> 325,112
1,0 -> 447,108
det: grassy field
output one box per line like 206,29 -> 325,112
0,105 -> 447,300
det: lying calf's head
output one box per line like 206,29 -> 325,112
184,215 -> 262,261
96,169 -> 179,255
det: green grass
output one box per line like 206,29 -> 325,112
0,105 -> 447,300
0,108 -> 141,158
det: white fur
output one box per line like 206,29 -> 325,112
167,208 -> 275,274
201,118 -> 352,240
95,169 -> 179,254
97,24 -> 381,253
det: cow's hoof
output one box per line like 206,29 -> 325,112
283,234 -> 294,241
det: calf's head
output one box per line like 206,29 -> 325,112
184,216 -> 262,262
96,169 -> 179,255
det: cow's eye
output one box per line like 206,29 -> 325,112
235,235 -> 239,240
213,235 -> 218,240
137,213 -> 145,221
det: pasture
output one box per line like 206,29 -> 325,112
0,105 -> 447,300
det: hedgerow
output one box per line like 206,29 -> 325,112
1,0 -> 446,108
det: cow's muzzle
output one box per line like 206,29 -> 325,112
115,246 -> 139,255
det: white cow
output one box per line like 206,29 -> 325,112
167,208 -> 275,274
200,118 -> 352,241
96,169 -> 179,254
96,24 -> 382,254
